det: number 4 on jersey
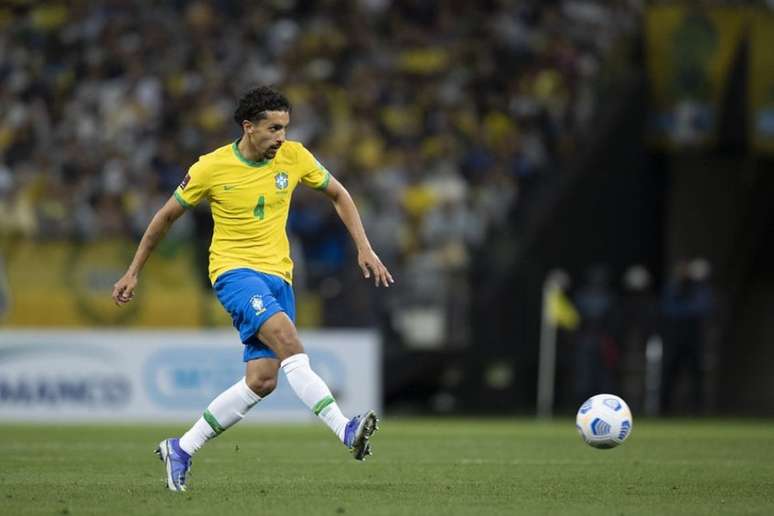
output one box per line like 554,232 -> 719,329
253,195 -> 265,220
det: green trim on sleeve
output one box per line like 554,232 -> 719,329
174,190 -> 193,209
313,170 -> 331,191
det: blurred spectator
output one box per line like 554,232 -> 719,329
660,257 -> 716,415
572,264 -> 619,404
621,265 -> 659,346
618,264 -> 659,410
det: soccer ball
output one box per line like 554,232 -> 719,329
575,394 -> 633,449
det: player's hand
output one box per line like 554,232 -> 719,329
358,249 -> 394,287
112,273 -> 138,306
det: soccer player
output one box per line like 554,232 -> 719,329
111,86 -> 393,492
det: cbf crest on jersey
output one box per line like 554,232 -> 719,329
274,171 -> 289,190
250,295 -> 266,315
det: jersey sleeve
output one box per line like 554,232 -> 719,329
297,144 -> 332,191
174,160 -> 209,208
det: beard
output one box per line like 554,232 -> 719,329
264,144 -> 281,160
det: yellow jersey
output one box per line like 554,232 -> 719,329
174,139 -> 331,284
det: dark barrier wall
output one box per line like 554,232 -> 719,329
490,75 -> 668,414
665,157 -> 774,415
500,71 -> 774,415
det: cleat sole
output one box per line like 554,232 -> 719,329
352,412 -> 379,461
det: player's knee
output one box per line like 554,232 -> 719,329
246,375 -> 277,398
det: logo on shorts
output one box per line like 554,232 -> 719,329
250,295 -> 266,315
275,171 -> 289,190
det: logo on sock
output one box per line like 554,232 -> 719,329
250,295 -> 266,315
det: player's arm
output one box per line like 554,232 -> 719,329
112,196 -> 186,305
320,176 -> 394,287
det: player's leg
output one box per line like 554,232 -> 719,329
258,312 -> 347,436
245,357 -> 281,396
156,269 -> 280,491
156,362 -> 273,493
259,312 -> 378,459
178,358 -> 278,456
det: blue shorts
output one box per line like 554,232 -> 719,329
213,268 -> 296,362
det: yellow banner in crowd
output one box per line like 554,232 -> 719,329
646,6 -> 746,148
0,240 -> 322,328
749,13 -> 774,154
0,240 -> 231,327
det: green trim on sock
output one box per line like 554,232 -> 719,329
312,395 -> 335,416
203,409 -> 225,435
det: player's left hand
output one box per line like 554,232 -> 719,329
358,249 -> 394,287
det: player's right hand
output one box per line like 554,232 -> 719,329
358,248 -> 395,288
112,273 -> 138,306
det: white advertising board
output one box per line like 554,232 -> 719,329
0,330 -> 380,423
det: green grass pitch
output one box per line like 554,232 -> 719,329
1,419 -> 773,515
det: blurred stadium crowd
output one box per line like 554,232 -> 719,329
0,0 -> 640,329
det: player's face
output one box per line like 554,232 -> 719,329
246,110 -> 289,160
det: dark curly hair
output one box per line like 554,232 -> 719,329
233,86 -> 291,126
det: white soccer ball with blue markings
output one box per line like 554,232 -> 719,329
576,394 -> 633,449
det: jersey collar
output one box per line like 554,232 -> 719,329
233,139 -> 270,168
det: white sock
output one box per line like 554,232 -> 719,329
178,377 -> 262,456
281,353 -> 349,441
